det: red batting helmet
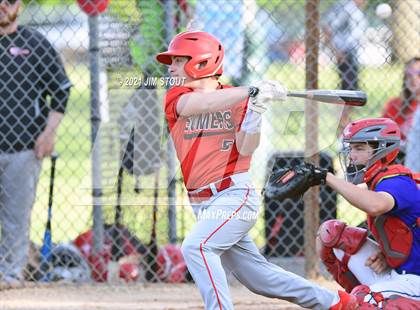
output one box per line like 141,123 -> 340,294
157,244 -> 187,283
119,262 -> 140,282
339,118 -> 400,184
156,31 -> 224,79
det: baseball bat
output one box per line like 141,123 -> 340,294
145,166 -> 160,282
111,165 -> 124,262
40,152 -> 58,281
287,90 -> 367,106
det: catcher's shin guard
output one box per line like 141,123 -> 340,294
351,285 -> 420,310
378,295 -> 420,310
318,220 -> 368,292
351,285 -> 384,308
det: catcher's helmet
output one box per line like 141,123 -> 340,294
339,118 -> 400,184
156,31 -> 224,79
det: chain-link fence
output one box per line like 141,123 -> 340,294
0,0 -> 419,289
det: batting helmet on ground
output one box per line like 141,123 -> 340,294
156,31 -> 224,79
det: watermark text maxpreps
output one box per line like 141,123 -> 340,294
197,208 -> 258,221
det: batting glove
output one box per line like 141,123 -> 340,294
248,80 -> 288,114
248,95 -> 268,114
253,80 -> 288,101
241,109 -> 262,134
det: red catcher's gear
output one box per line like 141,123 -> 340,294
340,118 -> 400,185
74,228 -> 145,282
369,164 -> 419,190
156,31 -> 224,78
157,244 -> 187,283
351,285 -> 420,309
367,164 -> 420,268
318,220 -> 368,292
329,291 -> 358,310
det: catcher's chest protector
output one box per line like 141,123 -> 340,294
367,215 -> 415,268
369,164 -> 418,189
368,165 -> 420,268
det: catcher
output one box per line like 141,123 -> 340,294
266,117 -> 420,308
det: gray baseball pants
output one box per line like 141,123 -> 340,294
182,172 -> 337,310
0,150 -> 42,279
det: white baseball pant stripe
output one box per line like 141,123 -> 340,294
182,172 -> 337,310
199,186 -> 251,310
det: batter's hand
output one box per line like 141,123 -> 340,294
248,80 -> 287,114
253,80 -> 287,101
365,251 -> 389,274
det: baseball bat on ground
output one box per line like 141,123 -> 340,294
145,166 -> 160,282
40,153 -> 58,281
287,90 -> 367,106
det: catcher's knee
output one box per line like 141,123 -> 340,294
317,220 -> 368,292
318,219 -> 368,255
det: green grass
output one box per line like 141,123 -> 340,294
30,62 -> 403,249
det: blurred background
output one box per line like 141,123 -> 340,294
3,0 -> 419,286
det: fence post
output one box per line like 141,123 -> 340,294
88,14 -> 104,255
304,0 -> 320,279
164,0 -> 178,245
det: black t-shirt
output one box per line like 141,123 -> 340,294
0,26 -> 71,153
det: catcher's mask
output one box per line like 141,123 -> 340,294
339,118 -> 400,184
156,31 -> 224,79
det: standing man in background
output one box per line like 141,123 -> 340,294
323,0 -> 368,133
406,106 -> 420,172
0,0 -> 71,284
404,58 -> 420,172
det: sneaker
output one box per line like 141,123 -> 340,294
330,290 -> 358,310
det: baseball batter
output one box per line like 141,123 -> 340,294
156,31 -> 357,310
266,118 -> 420,308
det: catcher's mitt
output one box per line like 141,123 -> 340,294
263,163 -> 328,200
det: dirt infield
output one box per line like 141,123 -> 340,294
0,279 -> 340,310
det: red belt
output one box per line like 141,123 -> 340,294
188,177 -> 234,202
